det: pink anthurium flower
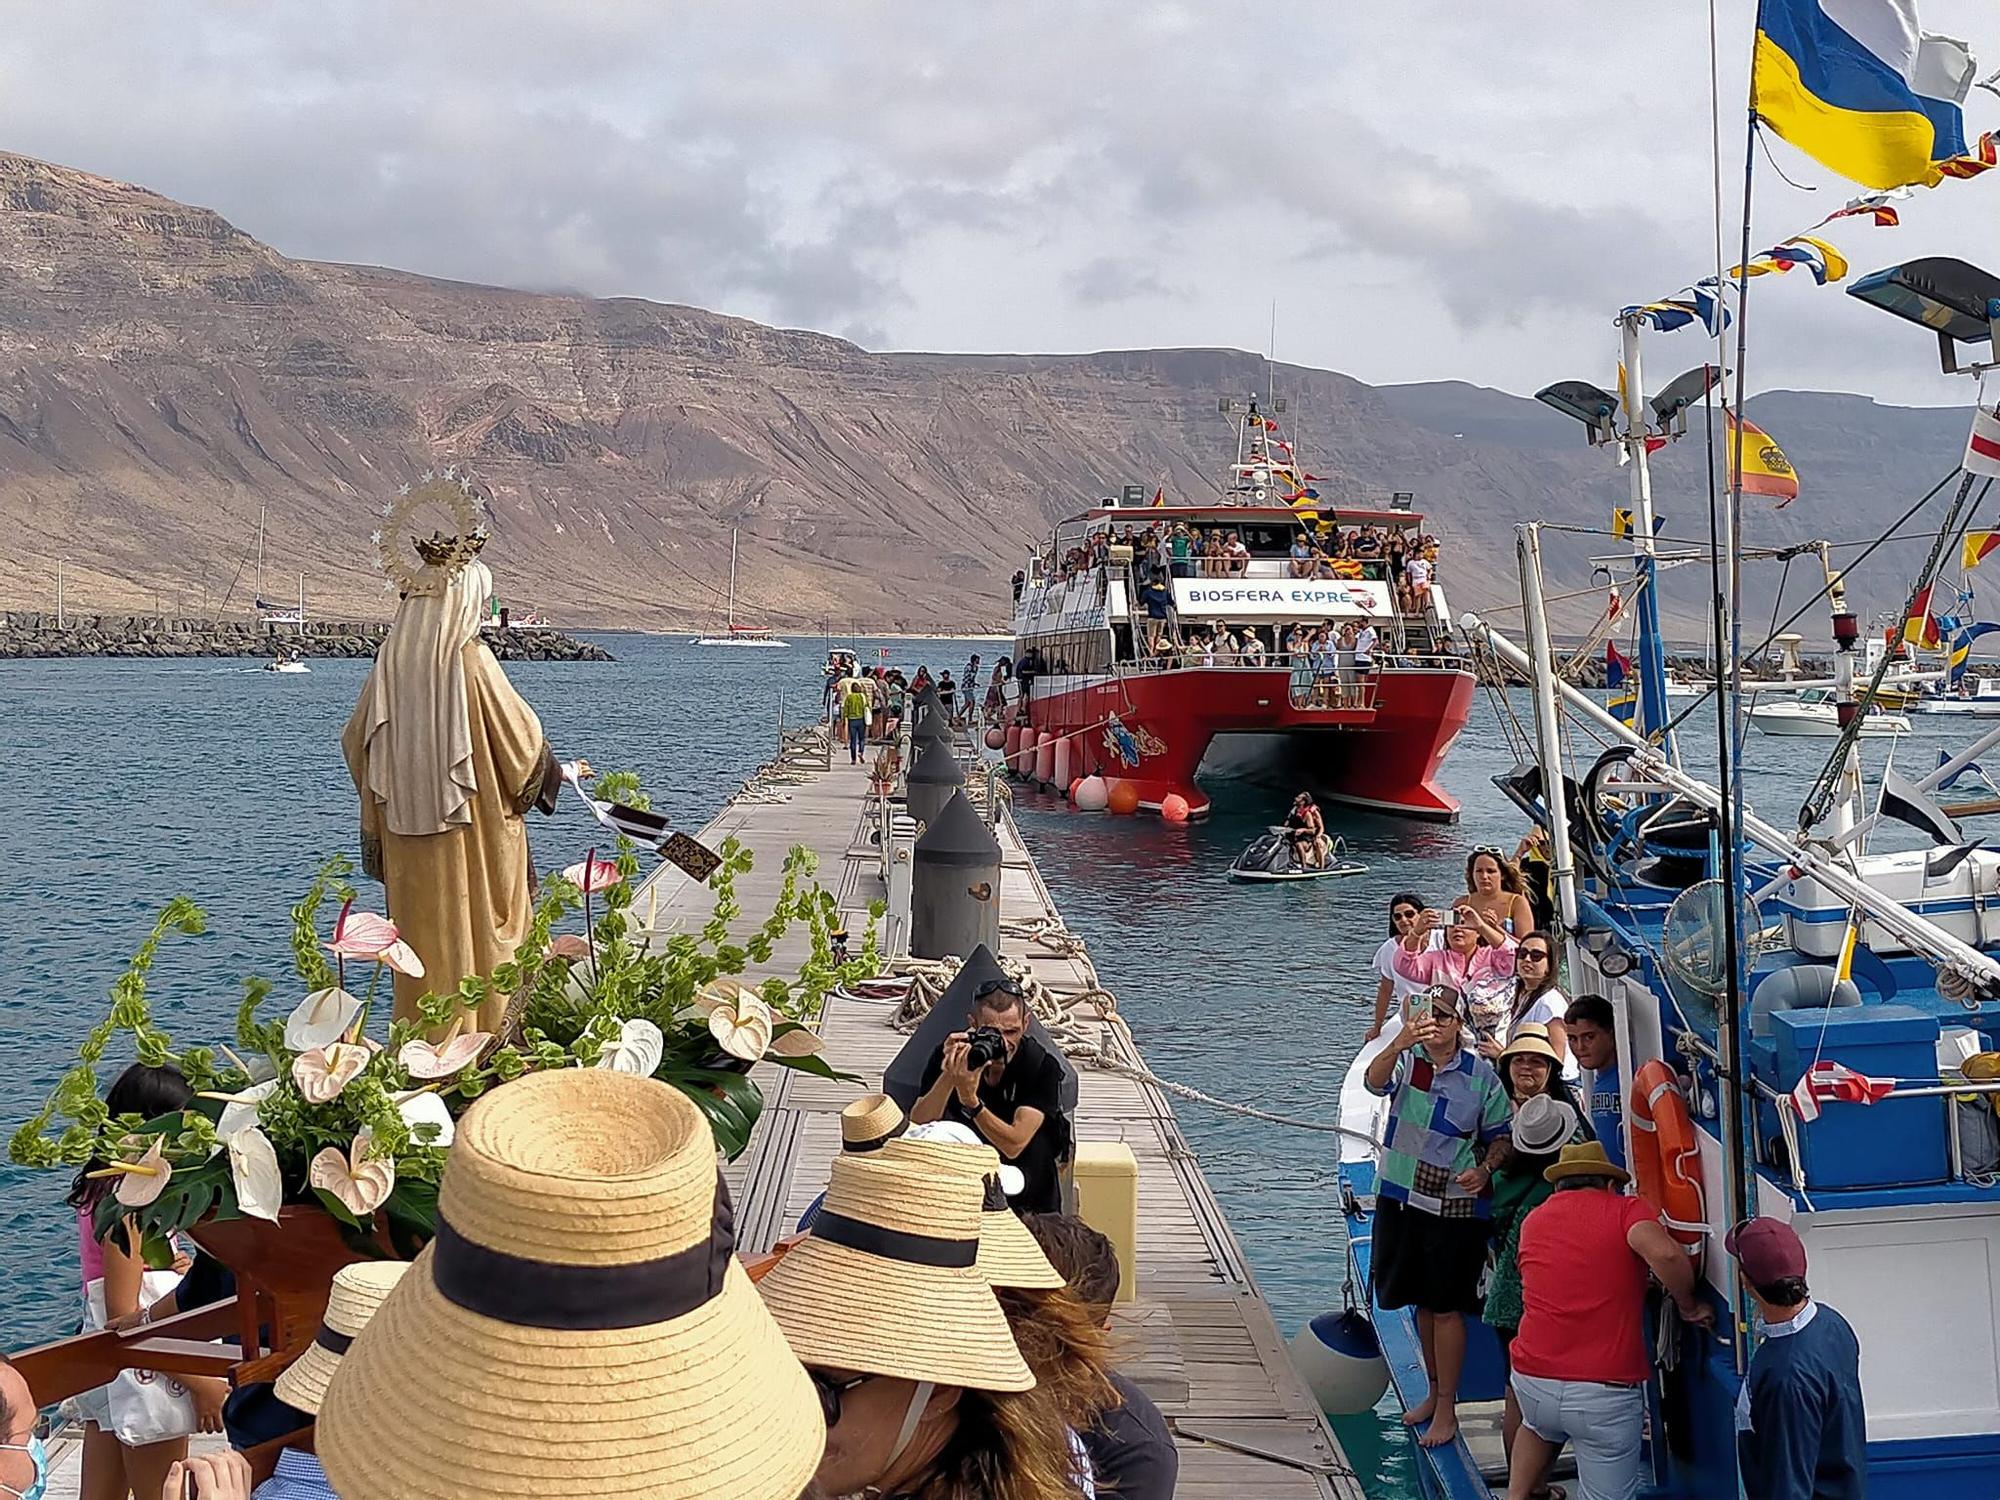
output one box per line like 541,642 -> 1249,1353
323,899 -> 427,978
308,1133 -> 396,1218
293,1042 -> 371,1104
547,933 -> 591,961
398,1029 -> 492,1080
113,1138 -> 173,1208
562,851 -> 623,895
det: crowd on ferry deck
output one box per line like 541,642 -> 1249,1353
1358,846 -> 1868,1500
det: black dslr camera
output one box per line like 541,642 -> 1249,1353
963,1025 -> 1009,1070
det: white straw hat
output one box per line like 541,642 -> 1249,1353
317,1069 -> 825,1499
758,1152 -> 1035,1392
271,1260 -> 409,1416
882,1132 -> 1063,1290
1511,1092 -> 1579,1156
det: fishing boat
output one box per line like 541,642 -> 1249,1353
694,529 -> 789,647
1913,677 -> 2000,715
1003,398 -> 1474,820
1747,687 -> 1911,737
1336,212 -> 2000,1494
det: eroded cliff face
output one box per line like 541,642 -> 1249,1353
0,151 -> 1962,634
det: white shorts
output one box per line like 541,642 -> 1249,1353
1511,1371 -> 1644,1500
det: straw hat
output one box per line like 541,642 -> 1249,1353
1498,1023 -> 1563,1068
758,1151 -> 1035,1392
1511,1093 -> 1579,1157
882,1131 -> 1063,1290
271,1260 -> 409,1416
841,1092 -> 909,1152
317,1069 -> 824,1499
1543,1140 -> 1632,1186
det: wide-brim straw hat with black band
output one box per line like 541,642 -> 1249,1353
1498,1021 -> 1563,1068
758,1151 -> 1036,1392
317,1068 -> 824,1499
880,1134 -> 1065,1290
841,1092 -> 909,1152
271,1260 -> 409,1416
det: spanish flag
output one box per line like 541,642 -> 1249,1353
1150,487 -> 1165,507
1905,583 -> 1941,648
1726,410 -> 1801,507
1753,1 -> 1975,190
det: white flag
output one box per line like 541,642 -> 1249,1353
1968,403 -> 2000,478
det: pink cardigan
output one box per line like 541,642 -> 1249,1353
1393,937 -> 1516,993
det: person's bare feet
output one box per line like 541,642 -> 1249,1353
1401,1392 -> 1437,1428
1417,1401 -> 1460,1448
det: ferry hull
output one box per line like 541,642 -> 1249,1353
1017,663 -> 1473,820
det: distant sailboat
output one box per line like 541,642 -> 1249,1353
253,505 -> 305,626
694,529 -> 788,647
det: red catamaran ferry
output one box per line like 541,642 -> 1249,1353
1003,401 -> 1474,820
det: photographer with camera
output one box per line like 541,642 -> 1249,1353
911,977 -> 1070,1213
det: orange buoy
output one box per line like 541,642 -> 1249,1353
1106,779 -> 1141,816
1160,792 -> 1190,823
1630,1060 -> 1705,1252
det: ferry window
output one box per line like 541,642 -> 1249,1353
1236,524 -> 1296,556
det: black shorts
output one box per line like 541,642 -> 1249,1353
1371,1198 -> 1490,1316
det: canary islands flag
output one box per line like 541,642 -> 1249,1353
1753,0 -> 1976,190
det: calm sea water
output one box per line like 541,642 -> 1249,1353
0,637 -> 1950,1495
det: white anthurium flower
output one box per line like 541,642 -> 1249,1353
114,1138 -> 173,1208
394,1089 -> 456,1149
227,1126 -> 284,1222
768,1024 -> 825,1059
284,987 -> 362,1052
594,1018 -> 664,1077
215,1079 -> 279,1144
309,1133 -> 396,1218
398,1030 -> 492,1080
293,1042 -> 371,1104
696,983 -> 774,1063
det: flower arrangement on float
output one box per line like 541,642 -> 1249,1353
9,778 -> 878,1265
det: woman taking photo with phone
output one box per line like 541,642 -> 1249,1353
1463,845 -> 1535,938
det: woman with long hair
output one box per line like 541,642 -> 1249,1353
1368,891 -> 1441,1042
1463,845 -> 1535,938
1503,930 -> 1575,1078
68,1063 -> 230,1500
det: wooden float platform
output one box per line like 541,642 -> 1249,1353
635,743 -> 1368,1498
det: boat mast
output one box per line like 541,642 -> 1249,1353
727,529 -> 738,631
1518,523 -> 1582,961
255,505 -> 267,605
1617,314 -> 1679,764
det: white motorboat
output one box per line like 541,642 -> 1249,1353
263,657 -> 310,675
1911,679 -> 2000,716
693,530 -> 789,647
1747,688 -> 1908,738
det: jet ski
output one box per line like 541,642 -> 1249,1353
1228,829 -> 1367,883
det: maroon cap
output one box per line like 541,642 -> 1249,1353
1725,1217 -> 1807,1284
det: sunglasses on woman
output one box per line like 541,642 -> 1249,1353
811,1370 -> 873,1426
1518,948 -> 1551,963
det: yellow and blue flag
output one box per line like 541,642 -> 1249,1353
1754,0 -> 1976,190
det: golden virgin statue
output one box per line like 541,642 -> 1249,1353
341,475 -> 579,1031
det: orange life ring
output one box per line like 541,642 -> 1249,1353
1629,1059 -> 1705,1252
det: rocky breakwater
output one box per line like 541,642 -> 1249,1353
0,612 -> 613,662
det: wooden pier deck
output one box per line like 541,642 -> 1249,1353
641,743 -> 1368,1499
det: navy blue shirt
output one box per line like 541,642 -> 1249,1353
1082,1370 -> 1178,1500
1736,1301 -> 1866,1500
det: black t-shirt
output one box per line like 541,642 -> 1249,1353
918,1032 -> 1068,1212
1083,1370 -> 1178,1500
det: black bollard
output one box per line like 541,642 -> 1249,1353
909,790 -> 1002,962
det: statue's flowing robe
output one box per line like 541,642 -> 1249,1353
341,642 -> 558,1032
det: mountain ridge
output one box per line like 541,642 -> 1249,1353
0,149 -> 1977,635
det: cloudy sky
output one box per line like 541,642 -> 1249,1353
2,2 -> 1995,405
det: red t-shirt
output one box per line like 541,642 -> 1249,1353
1509,1189 -> 1661,1385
